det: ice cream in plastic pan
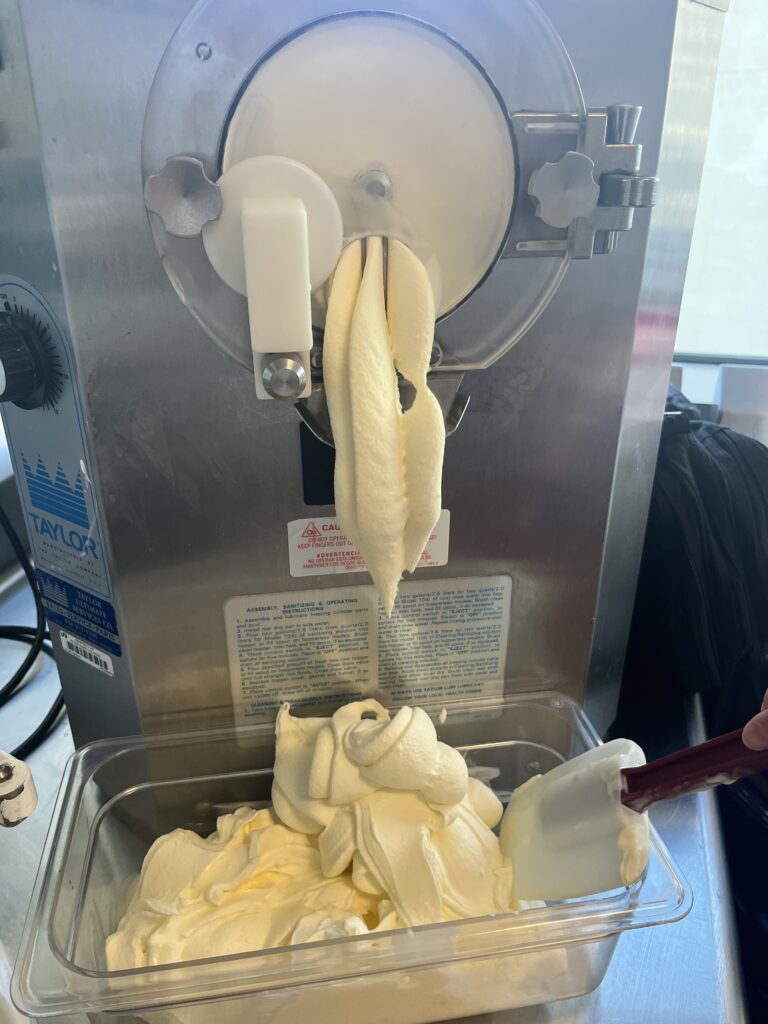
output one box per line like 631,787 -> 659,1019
12,693 -> 691,1024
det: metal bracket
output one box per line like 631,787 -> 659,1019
505,103 -> 659,260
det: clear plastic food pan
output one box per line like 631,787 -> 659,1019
12,693 -> 691,1024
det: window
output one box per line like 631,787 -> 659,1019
675,0 -> 768,364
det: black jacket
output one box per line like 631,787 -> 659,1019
613,387 -> 768,747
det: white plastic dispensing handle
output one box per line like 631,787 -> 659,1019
201,156 -> 343,399
242,197 -> 312,362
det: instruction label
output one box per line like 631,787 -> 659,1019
225,575 -> 510,720
287,511 -> 450,577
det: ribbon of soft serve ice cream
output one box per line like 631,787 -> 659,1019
323,239 -> 445,614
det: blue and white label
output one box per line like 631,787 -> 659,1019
21,451 -> 106,594
19,446 -> 109,598
0,278 -> 113,601
37,570 -> 121,656
22,454 -> 90,529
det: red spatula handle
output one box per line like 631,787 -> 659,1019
620,729 -> 768,813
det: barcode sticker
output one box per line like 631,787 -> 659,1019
59,629 -> 114,676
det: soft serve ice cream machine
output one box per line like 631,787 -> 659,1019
0,0 -> 726,744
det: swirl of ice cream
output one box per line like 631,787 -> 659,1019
106,701 -> 516,970
272,699 -> 469,834
271,700 -> 509,928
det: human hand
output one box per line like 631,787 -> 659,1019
742,691 -> 768,751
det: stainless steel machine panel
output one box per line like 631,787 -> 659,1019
0,0 -> 726,744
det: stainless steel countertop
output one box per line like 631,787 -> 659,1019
0,573 -> 747,1024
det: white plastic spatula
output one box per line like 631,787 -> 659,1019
500,739 -> 647,902
500,730 -> 768,901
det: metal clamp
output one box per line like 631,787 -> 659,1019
600,173 -> 659,208
505,103 -> 659,260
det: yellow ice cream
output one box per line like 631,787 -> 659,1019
323,239 -> 445,614
106,700 -> 516,970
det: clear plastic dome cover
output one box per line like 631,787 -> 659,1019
142,0 -> 585,372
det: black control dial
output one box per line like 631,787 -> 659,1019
0,309 -> 63,410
